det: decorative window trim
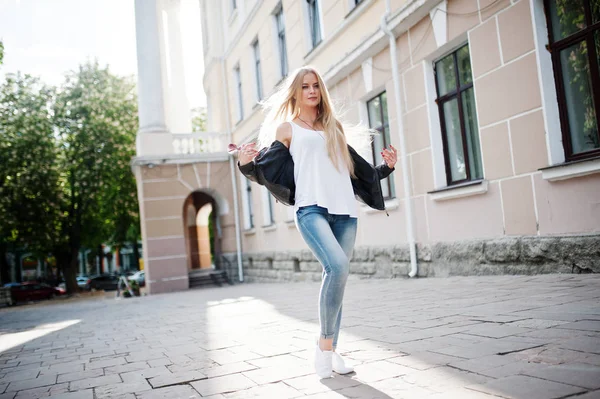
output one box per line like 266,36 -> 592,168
302,0 -> 324,52
424,33 -> 482,191
433,43 -> 483,186
540,156 -> 600,181
233,64 -> 244,123
272,4 -> 288,80
345,0 -> 370,19
366,91 -> 395,200
239,174 -> 254,230
540,0 -> 600,162
261,186 -> 274,226
263,224 -> 278,232
530,0 -> 568,165
252,39 -> 263,102
429,179 -> 488,201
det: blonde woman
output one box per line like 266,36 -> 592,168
237,66 -> 397,379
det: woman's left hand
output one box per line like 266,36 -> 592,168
381,145 -> 398,169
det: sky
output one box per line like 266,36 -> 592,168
0,0 -> 206,108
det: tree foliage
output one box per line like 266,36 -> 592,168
0,61 -> 140,292
51,61 -> 139,292
0,74 -> 61,283
191,106 -> 207,132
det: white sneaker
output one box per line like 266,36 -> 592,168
314,343 -> 333,379
332,352 -> 354,374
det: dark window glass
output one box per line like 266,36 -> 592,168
367,92 -> 395,199
252,41 -> 263,101
275,7 -> 288,77
545,0 -> 600,160
307,0 -> 322,48
434,44 -> 483,185
234,66 -> 243,121
246,178 -> 254,229
548,0 -> 585,41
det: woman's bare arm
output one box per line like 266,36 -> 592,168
276,122 -> 292,148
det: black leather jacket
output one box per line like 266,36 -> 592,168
238,140 -> 395,212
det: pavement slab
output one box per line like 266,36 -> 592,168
0,274 -> 598,398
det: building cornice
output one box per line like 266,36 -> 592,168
322,0 -> 435,88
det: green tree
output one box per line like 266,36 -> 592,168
191,107 -> 207,132
0,40 -> 4,65
0,74 -> 60,284
52,61 -> 139,293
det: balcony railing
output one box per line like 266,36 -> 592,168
172,132 -> 229,155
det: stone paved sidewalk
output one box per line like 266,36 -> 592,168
0,274 -> 599,399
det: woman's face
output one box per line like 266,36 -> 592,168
299,73 -> 321,108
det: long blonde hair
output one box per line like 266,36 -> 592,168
257,66 -> 373,178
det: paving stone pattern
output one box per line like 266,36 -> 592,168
0,274 -> 598,398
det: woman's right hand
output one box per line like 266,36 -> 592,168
238,143 -> 259,166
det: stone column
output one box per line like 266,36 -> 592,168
134,0 -> 172,156
162,0 -> 192,133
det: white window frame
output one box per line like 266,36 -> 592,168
233,64 -> 244,122
252,39 -> 263,102
530,0 -> 566,166
422,31 -> 484,190
431,44 -> 483,186
261,186 -> 274,226
272,4 -> 288,80
302,0 -> 324,52
365,91 -> 395,199
240,175 -> 254,230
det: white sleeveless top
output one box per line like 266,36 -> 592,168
289,121 -> 358,217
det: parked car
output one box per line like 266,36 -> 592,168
88,274 -> 120,291
10,282 -> 66,303
128,271 -> 145,287
3,282 -> 21,288
76,276 -> 91,290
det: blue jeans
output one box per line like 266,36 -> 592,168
295,205 -> 357,349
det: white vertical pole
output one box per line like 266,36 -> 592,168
382,1 -> 418,277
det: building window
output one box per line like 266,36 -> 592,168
252,40 -> 263,101
434,44 -> 482,185
367,92 -> 395,199
275,6 -> 288,78
234,65 -> 243,122
261,187 -> 274,226
544,0 -> 600,161
307,0 -> 322,48
231,0 -> 237,11
242,177 -> 254,229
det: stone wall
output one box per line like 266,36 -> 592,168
223,235 -> 600,283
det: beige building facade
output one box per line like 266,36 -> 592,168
132,0 -> 600,294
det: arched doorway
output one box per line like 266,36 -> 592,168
183,190 -> 221,272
